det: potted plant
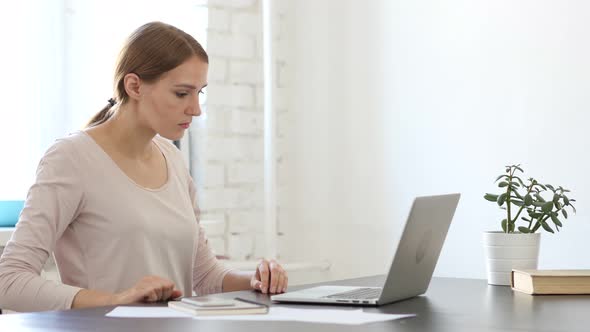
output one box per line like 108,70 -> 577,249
483,164 -> 576,285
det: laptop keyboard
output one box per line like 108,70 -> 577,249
324,288 -> 382,300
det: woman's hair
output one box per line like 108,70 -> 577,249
85,21 -> 208,128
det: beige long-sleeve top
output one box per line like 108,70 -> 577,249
0,131 -> 233,312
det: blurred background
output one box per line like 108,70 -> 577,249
1,0 -> 590,286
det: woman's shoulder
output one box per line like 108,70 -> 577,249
41,131 -> 102,167
35,131 -> 94,177
43,131 -> 89,157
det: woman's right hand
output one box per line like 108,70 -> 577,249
111,275 -> 183,305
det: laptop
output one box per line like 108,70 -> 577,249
271,193 -> 460,306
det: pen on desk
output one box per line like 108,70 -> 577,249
234,297 -> 269,309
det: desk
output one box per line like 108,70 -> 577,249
1,275 -> 589,331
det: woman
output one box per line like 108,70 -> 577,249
0,21 -> 288,312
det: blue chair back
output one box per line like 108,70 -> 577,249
0,200 -> 24,227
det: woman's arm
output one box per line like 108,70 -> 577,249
72,276 -> 183,308
221,270 -> 253,292
0,140 -> 85,311
71,289 -> 115,308
222,259 -> 289,294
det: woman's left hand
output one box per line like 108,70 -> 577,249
250,259 -> 288,294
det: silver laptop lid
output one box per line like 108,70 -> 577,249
377,193 -> 460,304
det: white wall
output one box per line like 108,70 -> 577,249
0,0 -> 66,199
281,0 -> 590,281
198,0 -> 295,262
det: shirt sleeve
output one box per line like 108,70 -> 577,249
0,140 -> 84,312
189,177 -> 234,295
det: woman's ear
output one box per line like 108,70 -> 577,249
123,73 -> 141,101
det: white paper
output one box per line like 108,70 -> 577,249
106,306 -> 415,325
195,307 -> 414,325
106,307 -> 193,318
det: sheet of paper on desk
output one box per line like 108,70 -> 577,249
106,307 -> 192,318
196,307 -> 415,325
106,306 -> 415,325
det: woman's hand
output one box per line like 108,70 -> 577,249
250,259 -> 288,294
112,275 -> 183,305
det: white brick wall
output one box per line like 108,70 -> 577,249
207,32 -> 256,59
231,12 -> 261,35
202,163 -> 225,187
208,58 -> 227,83
208,0 -> 258,9
230,110 -> 263,135
203,136 -> 263,161
192,0 -> 289,262
229,61 -> 263,84
203,106 -> 230,133
228,162 -> 263,183
208,84 -> 254,107
208,9 -> 230,31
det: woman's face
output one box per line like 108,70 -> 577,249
139,55 -> 208,141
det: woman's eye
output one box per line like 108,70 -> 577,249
176,92 -> 188,98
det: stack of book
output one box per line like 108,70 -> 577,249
511,269 -> 590,295
168,296 -> 269,316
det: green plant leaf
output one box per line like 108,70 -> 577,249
531,222 -> 541,232
521,217 -> 531,222
512,191 -> 524,199
538,184 -> 547,191
542,202 -> 554,213
553,194 -> 559,204
524,194 -> 533,206
532,201 -> 545,207
518,227 -> 530,233
555,201 -> 561,210
562,209 -> 568,218
510,182 -> 520,187
535,193 -> 546,202
512,176 -> 525,186
515,166 -> 524,173
550,214 -> 563,227
498,182 -> 509,188
563,196 -> 570,205
512,200 -> 524,207
495,175 -> 509,182
497,193 -> 507,206
501,219 -> 508,232
484,193 -> 499,202
528,211 -> 543,219
546,184 -> 555,191
541,221 -> 555,233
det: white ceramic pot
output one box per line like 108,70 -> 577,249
483,231 -> 540,286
